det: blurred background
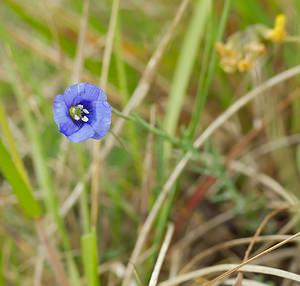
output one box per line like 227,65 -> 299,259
1,0 -> 300,285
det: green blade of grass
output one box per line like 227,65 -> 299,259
81,229 -> 100,286
163,0 -> 212,151
0,139 -> 42,218
0,103 -> 29,184
188,0 -> 231,139
76,143 -> 91,234
114,19 -> 143,180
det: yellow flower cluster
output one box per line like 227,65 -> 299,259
216,41 -> 266,73
216,14 -> 287,73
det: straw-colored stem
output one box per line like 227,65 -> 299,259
149,224 -> 174,286
35,219 -> 69,286
71,0 -> 90,84
91,0 -> 119,228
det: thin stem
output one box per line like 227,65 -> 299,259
149,224 -> 174,286
91,0 -> 119,228
35,219 -> 70,286
70,0 -> 90,84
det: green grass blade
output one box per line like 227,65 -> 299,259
188,0 -> 231,139
0,139 -> 42,218
66,254 -> 82,286
81,229 -> 100,286
0,103 -> 29,184
114,20 -> 143,180
163,0 -> 212,144
76,144 -> 91,234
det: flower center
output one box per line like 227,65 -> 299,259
69,104 -> 90,122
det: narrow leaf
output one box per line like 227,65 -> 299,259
0,139 -> 42,218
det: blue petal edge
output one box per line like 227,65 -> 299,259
67,124 -> 95,143
63,82 -> 107,106
53,95 -> 79,136
90,101 -> 112,139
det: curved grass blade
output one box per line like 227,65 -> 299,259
0,139 -> 42,218
0,103 -> 29,184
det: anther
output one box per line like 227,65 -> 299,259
77,104 -> 83,109
74,115 -> 80,121
83,109 -> 89,114
81,116 -> 89,122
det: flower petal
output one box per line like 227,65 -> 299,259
80,83 -> 107,102
53,95 -> 66,125
67,124 -> 95,143
89,100 -> 111,139
63,83 -> 86,106
63,83 -> 107,106
53,95 -> 79,136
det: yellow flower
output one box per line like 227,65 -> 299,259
267,14 -> 287,43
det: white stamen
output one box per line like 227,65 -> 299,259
81,116 -> 89,122
74,115 -> 80,121
83,108 -> 89,114
71,107 -> 76,114
77,104 -> 83,109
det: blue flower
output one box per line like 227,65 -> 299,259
53,82 -> 111,143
